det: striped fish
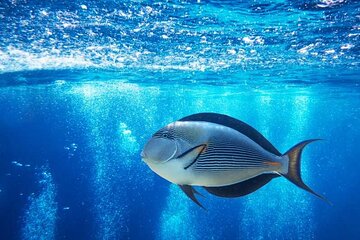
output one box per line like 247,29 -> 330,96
141,113 -> 329,208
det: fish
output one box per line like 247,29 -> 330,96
141,112 -> 329,208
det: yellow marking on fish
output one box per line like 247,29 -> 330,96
189,144 -> 207,156
202,142 -> 209,153
196,145 -> 206,154
264,161 -> 281,167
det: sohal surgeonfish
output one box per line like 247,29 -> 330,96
141,113 -> 329,208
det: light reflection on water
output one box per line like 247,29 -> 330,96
0,1 -> 358,74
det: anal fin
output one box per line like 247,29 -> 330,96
203,173 -> 279,198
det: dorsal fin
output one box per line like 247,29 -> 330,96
179,113 -> 281,156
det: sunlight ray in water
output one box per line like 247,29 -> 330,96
238,92 -> 314,239
77,88 -> 127,239
73,82 -> 162,239
239,94 -> 279,239
21,168 -> 57,240
285,94 -> 315,239
158,184 -> 198,240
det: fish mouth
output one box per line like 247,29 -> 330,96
140,151 -> 162,165
140,150 -> 146,158
140,151 -> 148,162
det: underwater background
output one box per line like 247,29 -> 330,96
0,0 -> 359,239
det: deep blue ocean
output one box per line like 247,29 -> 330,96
0,0 -> 359,239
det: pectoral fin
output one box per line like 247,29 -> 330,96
179,185 -> 205,209
178,144 -> 207,170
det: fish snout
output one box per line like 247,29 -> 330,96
140,150 -> 147,160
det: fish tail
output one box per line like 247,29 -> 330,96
281,139 -> 331,204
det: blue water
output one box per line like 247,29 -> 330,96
0,0 -> 359,239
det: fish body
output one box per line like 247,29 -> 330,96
145,121 -> 286,187
141,113 -> 328,208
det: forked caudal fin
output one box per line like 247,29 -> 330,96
281,139 -> 331,205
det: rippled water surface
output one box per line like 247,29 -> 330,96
1,0 -> 359,75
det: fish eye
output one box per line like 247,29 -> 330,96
153,130 -> 173,139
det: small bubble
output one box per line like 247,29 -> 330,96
227,49 -> 236,55
145,6 -> 153,13
80,5 -> 87,10
64,143 -> 78,158
123,129 -> 131,135
12,161 -> 23,167
243,37 -> 253,44
200,36 -> 207,43
40,10 -> 48,17
340,44 -> 354,50
324,49 -> 335,54
54,80 -> 66,85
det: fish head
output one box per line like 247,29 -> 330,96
141,124 -> 178,164
141,121 -> 205,184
